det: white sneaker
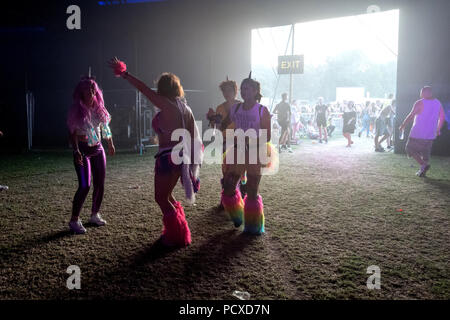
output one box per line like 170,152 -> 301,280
416,164 -> 430,177
0,185 -> 8,191
89,213 -> 107,226
69,220 -> 86,234
287,147 -> 293,153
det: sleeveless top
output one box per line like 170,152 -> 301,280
410,99 -> 441,140
230,102 -> 264,133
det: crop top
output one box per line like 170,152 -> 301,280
75,113 -> 112,146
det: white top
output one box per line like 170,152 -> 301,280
75,111 -> 112,146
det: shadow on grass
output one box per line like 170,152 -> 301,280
178,229 -> 259,296
84,222 -> 104,229
131,228 -> 255,268
0,230 -> 72,260
212,204 -> 225,214
39,230 -> 73,242
130,237 -> 183,266
423,177 -> 450,193
62,228 -> 260,299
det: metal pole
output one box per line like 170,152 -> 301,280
136,90 -> 140,154
26,91 -> 34,151
270,26 -> 293,112
289,23 -> 295,104
134,34 -> 143,155
26,92 -> 30,150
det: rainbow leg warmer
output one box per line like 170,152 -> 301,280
243,195 -> 265,235
161,201 -> 191,247
221,189 -> 244,227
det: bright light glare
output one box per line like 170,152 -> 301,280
252,9 -> 399,69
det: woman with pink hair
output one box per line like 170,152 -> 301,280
67,76 -> 115,234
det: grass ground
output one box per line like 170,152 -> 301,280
0,136 -> 449,300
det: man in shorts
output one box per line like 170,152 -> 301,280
374,105 -> 393,152
314,97 -> 328,143
399,86 -> 446,177
273,93 -> 292,153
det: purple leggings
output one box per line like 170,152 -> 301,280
72,142 -> 106,217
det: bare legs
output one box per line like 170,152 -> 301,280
374,134 -> 389,151
154,155 -> 191,247
318,126 -> 328,142
343,132 -> 353,147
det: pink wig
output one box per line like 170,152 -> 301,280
67,77 -> 111,133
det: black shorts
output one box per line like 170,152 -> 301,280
343,125 -> 355,134
316,117 -> 327,128
375,118 -> 388,136
155,149 -> 182,175
278,120 -> 290,130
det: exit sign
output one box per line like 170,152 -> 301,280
278,55 -> 304,74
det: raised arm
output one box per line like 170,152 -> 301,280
122,72 -> 168,109
109,57 -> 169,110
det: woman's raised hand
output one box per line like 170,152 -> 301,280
108,57 -> 127,77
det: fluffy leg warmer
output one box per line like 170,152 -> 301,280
221,189 -> 244,227
243,195 -> 265,235
161,201 -> 191,247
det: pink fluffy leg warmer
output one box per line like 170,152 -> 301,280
161,201 -> 191,247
